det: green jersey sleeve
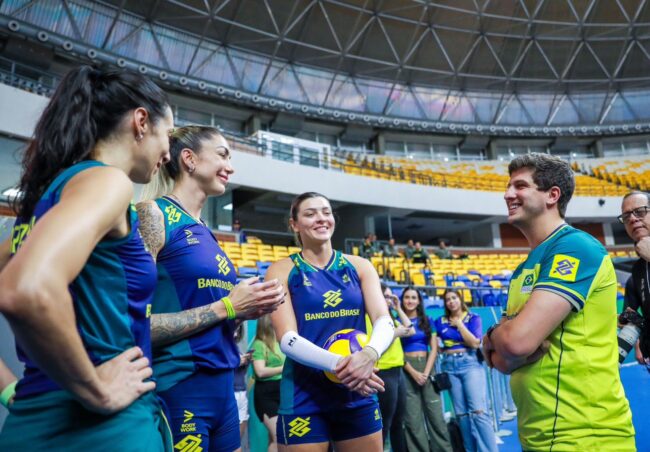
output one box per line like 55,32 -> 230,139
534,232 -> 609,312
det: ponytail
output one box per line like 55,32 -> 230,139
16,65 -> 169,219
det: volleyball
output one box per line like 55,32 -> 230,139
323,329 -> 370,383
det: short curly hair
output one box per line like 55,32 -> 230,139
508,153 -> 575,218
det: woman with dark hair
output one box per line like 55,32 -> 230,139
0,65 -> 174,449
252,314 -> 285,452
400,287 -> 452,452
435,289 -> 497,452
266,192 -> 393,451
137,125 -> 284,452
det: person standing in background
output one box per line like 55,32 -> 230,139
234,324 -> 252,451
619,191 -> 650,364
365,284 -> 413,452
252,315 -> 285,452
435,289 -> 497,452
400,287 -> 452,452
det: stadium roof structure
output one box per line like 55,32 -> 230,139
2,0 -> 650,136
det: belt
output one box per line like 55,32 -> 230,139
443,350 -> 473,358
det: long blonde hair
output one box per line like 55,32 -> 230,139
255,314 -> 279,357
139,125 -> 223,201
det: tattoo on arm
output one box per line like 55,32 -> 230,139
151,304 -> 222,348
136,201 -> 165,259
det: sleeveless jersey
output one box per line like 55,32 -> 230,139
279,251 -> 374,415
151,196 -> 239,392
11,161 -> 157,399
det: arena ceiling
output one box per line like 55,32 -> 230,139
101,0 -> 650,92
2,0 -> 650,132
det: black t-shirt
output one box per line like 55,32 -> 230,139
624,258 -> 649,317
625,258 -> 650,357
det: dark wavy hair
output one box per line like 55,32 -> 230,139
401,286 -> 431,339
508,153 -> 575,218
16,65 -> 169,219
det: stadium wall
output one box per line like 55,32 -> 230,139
0,81 -> 625,220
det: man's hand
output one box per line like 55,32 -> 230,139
636,237 -> 650,261
482,333 -> 495,368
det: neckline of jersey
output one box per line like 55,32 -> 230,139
298,250 -> 337,272
163,195 -> 205,225
536,223 -> 569,250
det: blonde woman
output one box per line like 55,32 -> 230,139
137,126 -> 284,451
252,315 -> 285,452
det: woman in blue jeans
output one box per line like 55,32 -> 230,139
434,289 -> 498,452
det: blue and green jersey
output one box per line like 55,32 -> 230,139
11,161 -> 157,399
151,196 -> 239,392
279,251 -> 373,415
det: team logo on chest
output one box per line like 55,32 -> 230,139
521,273 -> 534,294
323,289 -> 343,308
342,274 -> 351,284
216,254 -> 230,275
303,274 -> 312,287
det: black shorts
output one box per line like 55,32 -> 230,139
254,379 -> 281,419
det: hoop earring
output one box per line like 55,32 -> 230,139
136,133 -> 143,142
188,166 -> 195,174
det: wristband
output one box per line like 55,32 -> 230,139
0,380 -> 17,408
221,296 -> 236,320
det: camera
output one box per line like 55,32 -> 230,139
617,310 -> 645,364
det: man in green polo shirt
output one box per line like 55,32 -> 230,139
483,153 -> 635,451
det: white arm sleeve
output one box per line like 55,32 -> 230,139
367,315 -> 395,358
280,331 -> 342,372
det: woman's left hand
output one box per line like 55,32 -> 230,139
334,347 -> 378,391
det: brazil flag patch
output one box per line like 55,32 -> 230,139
549,254 -> 580,282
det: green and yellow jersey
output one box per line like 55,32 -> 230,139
365,314 -> 404,370
506,224 -> 635,451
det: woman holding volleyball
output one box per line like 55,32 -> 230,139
267,192 -> 394,451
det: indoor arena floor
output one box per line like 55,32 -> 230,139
499,363 -> 650,452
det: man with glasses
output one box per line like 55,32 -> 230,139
619,191 -> 650,364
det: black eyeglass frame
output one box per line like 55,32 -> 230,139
618,206 -> 650,224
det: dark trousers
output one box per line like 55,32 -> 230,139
377,367 -> 407,452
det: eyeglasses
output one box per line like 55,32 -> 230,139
618,206 -> 650,224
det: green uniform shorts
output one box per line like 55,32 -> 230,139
0,390 -> 172,451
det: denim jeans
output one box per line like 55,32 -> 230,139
441,351 -> 498,452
